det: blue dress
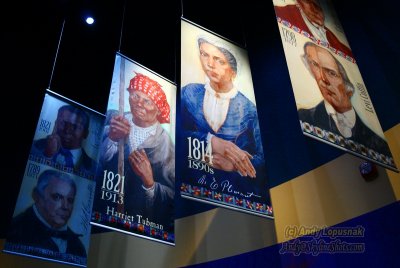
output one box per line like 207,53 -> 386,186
181,83 -> 269,207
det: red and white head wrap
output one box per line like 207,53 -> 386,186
128,73 -> 170,124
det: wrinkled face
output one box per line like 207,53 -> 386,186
199,42 -> 236,92
298,0 -> 325,26
36,178 -> 75,229
305,45 -> 351,112
129,90 -> 160,127
56,110 -> 87,150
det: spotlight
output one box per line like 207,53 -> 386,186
86,17 -> 94,25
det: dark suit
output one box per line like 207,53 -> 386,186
274,4 -> 354,59
298,101 -> 391,156
31,138 -> 98,175
6,206 -> 87,257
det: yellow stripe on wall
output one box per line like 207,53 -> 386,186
384,124 -> 400,200
271,124 -> 400,243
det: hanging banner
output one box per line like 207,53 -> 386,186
3,90 -> 104,267
180,18 -> 273,218
272,0 -> 398,171
91,53 -> 176,245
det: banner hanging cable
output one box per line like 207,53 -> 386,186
48,19 -> 65,90
180,0 -> 184,18
118,0 -> 127,52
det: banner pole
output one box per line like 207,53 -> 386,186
117,57 -> 125,213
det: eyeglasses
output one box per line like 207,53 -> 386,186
129,92 -> 155,107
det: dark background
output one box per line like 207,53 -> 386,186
2,0 -> 400,237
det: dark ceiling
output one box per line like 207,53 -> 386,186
5,0 -> 180,111
3,0 -> 252,113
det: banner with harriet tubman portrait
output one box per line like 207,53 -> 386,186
91,52 -> 176,245
180,18 -> 273,218
3,90 -> 104,267
272,0 -> 398,171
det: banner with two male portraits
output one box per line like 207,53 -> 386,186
3,53 -> 177,268
272,0 -> 397,171
3,91 -> 104,267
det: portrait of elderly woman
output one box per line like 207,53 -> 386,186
181,34 -> 268,205
99,72 -> 175,232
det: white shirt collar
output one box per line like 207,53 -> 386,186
203,82 -> 237,132
324,100 -> 356,138
204,81 -> 238,100
69,148 -> 82,166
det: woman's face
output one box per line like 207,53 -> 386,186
129,90 -> 160,127
199,42 -> 236,92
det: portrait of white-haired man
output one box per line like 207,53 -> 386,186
298,41 -> 391,156
6,169 -> 87,258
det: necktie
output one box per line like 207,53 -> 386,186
336,113 -> 352,138
59,148 -> 74,168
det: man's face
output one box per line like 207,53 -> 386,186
129,90 -> 160,127
56,110 -> 87,150
199,42 -> 236,91
36,178 -> 75,229
298,0 -> 325,27
305,45 -> 352,113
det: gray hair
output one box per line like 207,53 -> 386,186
34,169 -> 76,198
302,42 -> 354,94
197,37 -> 238,74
